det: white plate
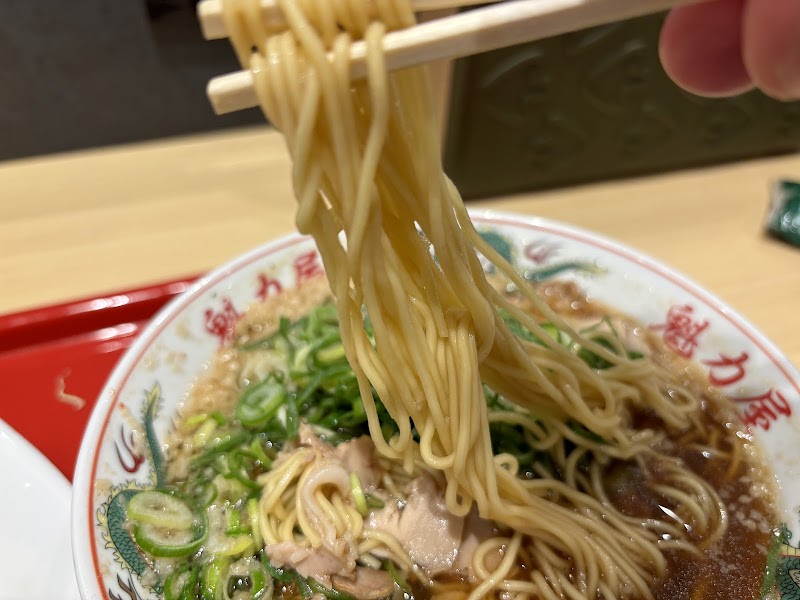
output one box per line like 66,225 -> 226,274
72,212 -> 800,599
0,419 -> 79,600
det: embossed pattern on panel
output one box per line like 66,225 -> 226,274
444,13 -> 800,199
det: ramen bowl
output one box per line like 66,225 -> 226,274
72,211 -> 800,599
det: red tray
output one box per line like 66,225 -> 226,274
0,276 -> 200,481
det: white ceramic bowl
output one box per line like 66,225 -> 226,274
0,419 -> 79,600
72,211 -> 800,600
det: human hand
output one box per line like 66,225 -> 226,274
659,0 -> 800,101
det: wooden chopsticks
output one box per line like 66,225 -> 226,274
201,0 -> 695,115
197,0 -> 499,39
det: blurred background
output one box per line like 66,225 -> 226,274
2,0 -> 800,198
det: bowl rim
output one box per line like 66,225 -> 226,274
71,210 -> 800,599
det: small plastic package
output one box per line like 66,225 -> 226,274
767,180 -> 800,248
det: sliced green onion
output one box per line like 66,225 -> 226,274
210,411 -> 227,425
248,498 -> 263,550
291,345 -> 313,375
306,331 -> 341,357
272,336 -> 292,360
538,323 -> 561,342
237,380 -> 287,428
201,558 -> 228,600
278,316 -> 292,337
577,339 -> 615,370
497,309 -> 538,343
240,331 -> 278,352
498,310 -> 573,348
365,493 -> 385,509
250,567 -> 269,600
576,330 -> 641,369
193,432 -> 251,467
568,420 -> 605,445
307,578 -> 356,600
306,308 -> 321,338
315,343 -> 346,366
197,480 -> 218,507
259,552 -> 294,583
350,473 -> 368,516
544,323 -> 571,346
285,397 -> 300,439
210,533 -> 254,557
295,371 -> 325,404
193,419 -> 219,448
292,571 -> 313,599
228,453 -> 261,491
221,558 -> 273,600
164,563 -> 199,600
212,474 -> 248,505
226,508 -> 248,536
381,422 -> 398,443
185,413 -> 210,427
133,510 -> 208,558
250,437 -> 272,469
127,490 -> 194,530
312,303 -> 339,328
384,560 -> 413,596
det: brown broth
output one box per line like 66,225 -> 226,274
405,404 -> 778,599
496,280 -> 780,597
622,405 -> 777,599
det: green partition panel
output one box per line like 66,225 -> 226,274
443,12 -> 800,199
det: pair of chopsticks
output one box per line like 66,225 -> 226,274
200,0 -> 694,115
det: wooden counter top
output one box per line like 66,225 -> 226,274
2,125 -> 798,366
